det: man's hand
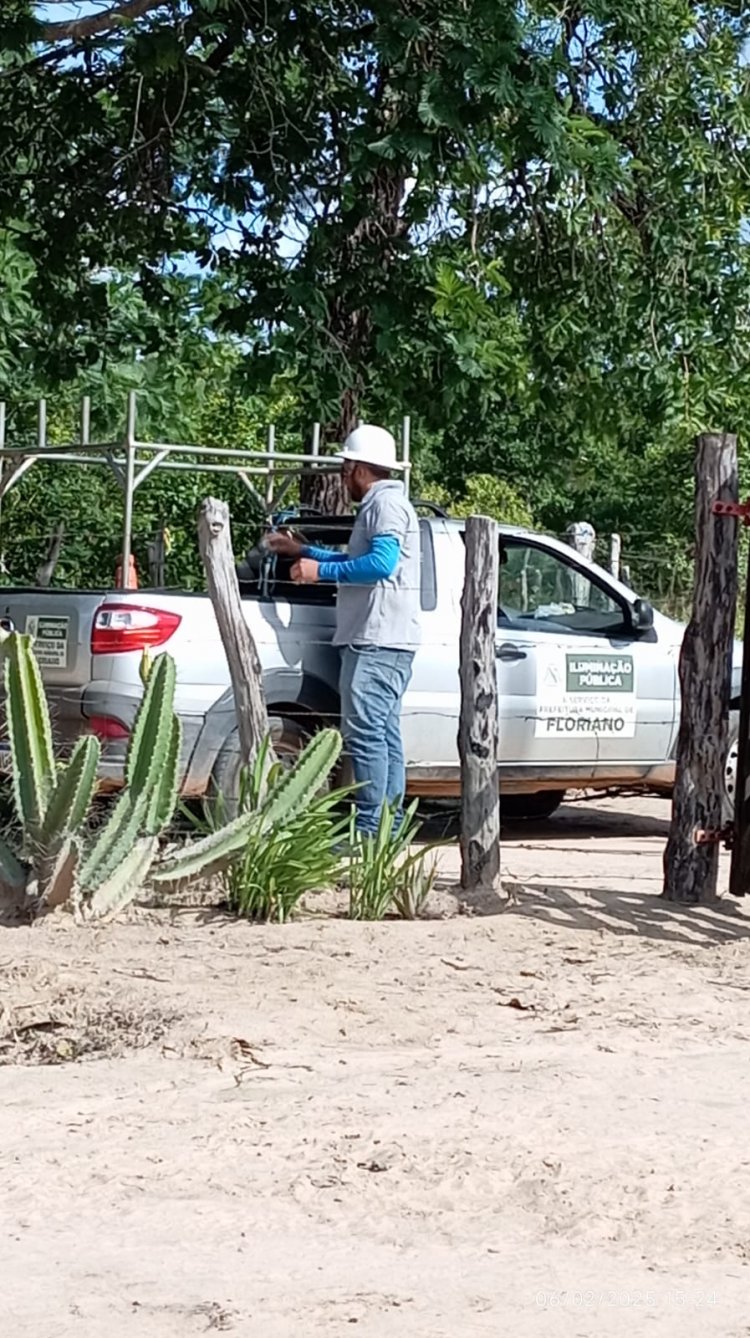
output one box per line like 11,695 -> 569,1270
290,558 -> 320,585
264,530 -> 304,559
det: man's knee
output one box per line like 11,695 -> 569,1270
341,708 -> 385,752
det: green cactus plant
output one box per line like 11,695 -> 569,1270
78,654 -> 180,894
0,633 -> 347,923
153,727 -> 343,889
0,633 -> 181,919
4,629 -> 56,842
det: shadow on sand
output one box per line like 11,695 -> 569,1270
431,875 -> 749,949
419,799 -> 673,845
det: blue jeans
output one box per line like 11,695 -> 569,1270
339,645 -> 415,836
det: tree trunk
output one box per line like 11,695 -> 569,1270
147,526 -> 166,587
459,515 -> 501,894
301,146 -> 408,514
300,374 -> 360,514
35,523 -> 64,587
198,497 -> 268,766
663,433 -> 738,904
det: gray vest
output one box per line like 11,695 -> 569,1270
334,480 -> 421,651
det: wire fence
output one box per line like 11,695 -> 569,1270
0,514 -> 745,631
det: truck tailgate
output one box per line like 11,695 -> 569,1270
0,589 -> 106,749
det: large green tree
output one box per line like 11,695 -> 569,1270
2,1 -> 750,547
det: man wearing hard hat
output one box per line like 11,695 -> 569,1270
266,424 -> 420,835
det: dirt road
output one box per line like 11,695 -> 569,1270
2,797 -> 750,1337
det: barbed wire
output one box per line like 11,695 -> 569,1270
0,524 -> 745,627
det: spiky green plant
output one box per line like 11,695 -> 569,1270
153,728 -> 344,890
0,633 -> 181,919
181,737 -> 354,921
347,801 -> 440,921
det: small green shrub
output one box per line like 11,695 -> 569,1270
224,797 -> 348,922
180,733 -> 352,922
346,801 -> 439,921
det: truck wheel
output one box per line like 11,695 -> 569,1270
723,710 -> 740,826
211,716 -> 311,812
501,790 -> 565,822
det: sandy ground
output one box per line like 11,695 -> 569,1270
2,795 -> 750,1338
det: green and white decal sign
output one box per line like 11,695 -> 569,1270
25,615 -> 69,669
536,648 -> 636,737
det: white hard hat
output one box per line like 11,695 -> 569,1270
337,424 -> 403,471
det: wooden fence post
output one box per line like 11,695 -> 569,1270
459,515 -> 501,893
198,497 -> 268,767
565,521 -> 596,606
609,532 -> 621,582
565,521 -> 596,563
35,523 -> 64,587
147,527 -> 167,587
729,548 -> 750,897
663,434 -> 738,904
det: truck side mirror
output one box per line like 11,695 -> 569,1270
632,598 -> 654,631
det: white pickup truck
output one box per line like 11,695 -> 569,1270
0,510 -> 741,820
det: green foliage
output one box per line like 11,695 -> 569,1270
419,475 -> 534,529
0,634 -> 180,918
165,733 -> 439,923
201,765 -> 350,920
0,329 -> 299,589
347,802 -> 438,922
189,746 -> 351,921
223,808 -> 342,921
154,727 -> 344,889
2,2 -> 750,572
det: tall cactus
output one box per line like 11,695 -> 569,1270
0,835 -> 27,900
0,633 -> 181,918
41,735 -> 100,842
76,653 -> 181,914
34,734 -> 99,902
0,631 -> 345,922
4,633 -> 56,843
78,653 -> 181,895
153,727 -> 343,889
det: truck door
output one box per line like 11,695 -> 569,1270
496,538 -> 675,772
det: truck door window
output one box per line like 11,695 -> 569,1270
499,540 -> 628,636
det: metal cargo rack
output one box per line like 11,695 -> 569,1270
0,393 -> 412,587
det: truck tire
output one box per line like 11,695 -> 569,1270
501,790 -> 565,822
723,710 -> 740,826
211,716 -> 311,811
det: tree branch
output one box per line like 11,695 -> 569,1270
40,0 -> 171,43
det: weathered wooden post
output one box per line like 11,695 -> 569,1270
198,497 -> 268,767
729,549 -> 750,897
609,532 -> 621,582
459,515 -> 501,894
147,527 -> 167,587
35,523 -> 64,587
565,520 -> 596,563
565,521 -> 596,606
663,434 -> 738,904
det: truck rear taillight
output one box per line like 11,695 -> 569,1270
91,604 -> 181,655
89,716 -> 130,741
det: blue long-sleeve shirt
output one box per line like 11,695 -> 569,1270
302,534 -> 401,584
